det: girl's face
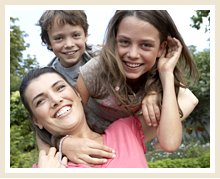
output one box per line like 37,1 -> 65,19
25,73 -> 85,135
116,16 -> 167,82
48,16 -> 88,68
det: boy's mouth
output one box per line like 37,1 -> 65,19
64,50 -> 78,55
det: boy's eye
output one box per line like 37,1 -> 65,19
55,37 -> 62,41
142,43 -> 152,48
73,34 -> 80,38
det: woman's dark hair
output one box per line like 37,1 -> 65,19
19,67 -> 74,147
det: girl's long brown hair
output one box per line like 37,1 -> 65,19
100,10 -> 199,116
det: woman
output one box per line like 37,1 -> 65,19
19,67 -> 187,168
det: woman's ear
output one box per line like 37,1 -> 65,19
32,116 -> 43,130
157,41 -> 168,58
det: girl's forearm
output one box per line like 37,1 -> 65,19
157,73 -> 182,153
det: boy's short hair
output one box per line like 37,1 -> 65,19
36,10 -> 89,51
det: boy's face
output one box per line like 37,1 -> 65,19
48,18 -> 88,68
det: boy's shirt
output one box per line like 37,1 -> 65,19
47,44 -> 101,86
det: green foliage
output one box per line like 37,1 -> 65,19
146,140 -> 209,162
185,47 -> 210,137
10,91 -> 38,168
148,150 -> 210,168
10,17 -> 39,93
190,10 -> 210,33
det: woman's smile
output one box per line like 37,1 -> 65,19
54,105 -> 72,118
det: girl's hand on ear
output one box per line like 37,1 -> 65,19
62,137 -> 116,166
141,92 -> 160,127
158,36 -> 182,81
37,147 -> 67,168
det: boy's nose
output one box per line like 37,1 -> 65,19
64,38 -> 75,48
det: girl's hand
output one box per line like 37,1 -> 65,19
38,147 -> 67,168
142,92 -> 160,127
62,137 -> 116,166
158,36 -> 182,80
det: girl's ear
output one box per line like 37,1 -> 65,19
32,116 -> 43,130
157,41 -> 167,58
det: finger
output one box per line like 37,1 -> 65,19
142,104 -> 152,126
39,150 -> 46,158
88,142 -> 115,154
48,147 -> 57,156
153,105 -> 161,122
86,148 -> 116,160
60,156 -> 68,168
147,105 -> 158,127
80,155 -> 111,165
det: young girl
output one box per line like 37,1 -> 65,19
61,10 -> 199,162
35,10 -> 164,165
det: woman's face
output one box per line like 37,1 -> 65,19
116,16 -> 167,82
25,73 -> 85,135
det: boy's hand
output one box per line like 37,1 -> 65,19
38,147 -> 67,168
142,92 -> 160,127
62,137 -> 116,166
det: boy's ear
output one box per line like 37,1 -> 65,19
85,31 -> 88,43
32,116 -> 43,130
157,41 -> 167,58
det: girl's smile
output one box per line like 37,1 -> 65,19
116,16 -> 166,83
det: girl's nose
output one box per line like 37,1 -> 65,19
127,45 -> 140,59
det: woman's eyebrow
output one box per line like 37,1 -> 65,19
32,80 -> 64,104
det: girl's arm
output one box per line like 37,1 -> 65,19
140,37 -> 189,153
140,87 -> 198,146
75,74 -> 90,106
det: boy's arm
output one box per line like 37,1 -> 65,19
75,74 -> 90,106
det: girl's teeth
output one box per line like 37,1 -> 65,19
66,52 -> 74,55
56,106 -> 71,118
126,62 -> 141,67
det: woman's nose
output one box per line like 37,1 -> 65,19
50,93 -> 63,108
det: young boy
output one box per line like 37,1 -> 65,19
36,10 -> 101,86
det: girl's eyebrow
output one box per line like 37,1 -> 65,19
117,35 -> 156,44
31,80 -> 64,104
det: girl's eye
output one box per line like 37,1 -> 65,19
142,43 -> 152,48
57,85 -> 65,91
119,40 -> 129,46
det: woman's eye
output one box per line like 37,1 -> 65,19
57,85 -> 65,91
36,99 -> 44,107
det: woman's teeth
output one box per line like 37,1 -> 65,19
125,62 -> 141,68
55,106 -> 71,118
